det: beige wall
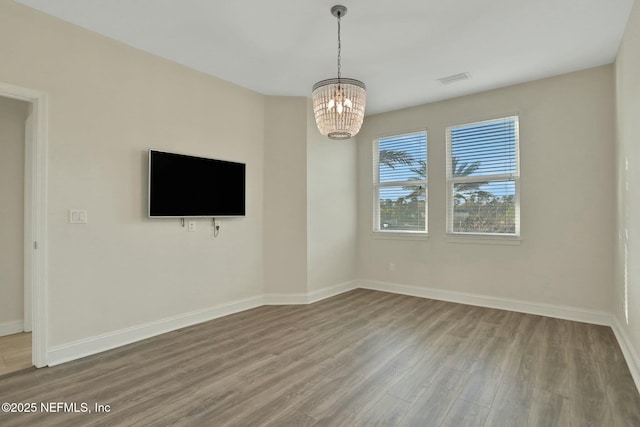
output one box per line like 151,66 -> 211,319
1,0 -> 631,367
0,1 -> 265,346
263,96 -> 308,295
306,101 -> 357,292
0,1 -> 356,351
357,66 -> 615,312
0,96 -> 29,329
615,0 -> 640,368
262,97 -> 358,296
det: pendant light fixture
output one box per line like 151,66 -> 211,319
312,5 -> 366,140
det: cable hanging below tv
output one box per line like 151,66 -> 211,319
148,149 -> 246,218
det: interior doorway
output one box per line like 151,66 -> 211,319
0,95 -> 31,375
0,82 -> 48,369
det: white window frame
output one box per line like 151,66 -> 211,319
446,116 -> 520,238
373,130 -> 428,237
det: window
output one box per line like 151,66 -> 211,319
446,116 -> 519,236
374,131 -> 427,233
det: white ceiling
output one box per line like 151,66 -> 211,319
15,0 -> 635,115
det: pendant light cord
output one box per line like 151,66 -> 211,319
337,12 -> 342,81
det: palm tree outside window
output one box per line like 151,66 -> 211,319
374,131 -> 427,233
446,116 -> 520,236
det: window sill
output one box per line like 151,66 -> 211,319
445,234 -> 521,245
372,231 -> 429,241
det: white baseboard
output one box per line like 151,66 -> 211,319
47,281 -> 358,366
611,316 -> 640,394
308,280 -> 358,303
356,279 -> 612,326
47,295 -> 264,366
263,293 -> 309,305
0,320 -> 24,337
264,280 -> 358,305
43,276 -> 638,396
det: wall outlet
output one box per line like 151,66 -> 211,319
188,221 -> 196,232
69,209 -> 87,224
389,263 -> 396,272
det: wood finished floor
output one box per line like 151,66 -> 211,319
0,289 -> 638,426
0,332 -> 31,377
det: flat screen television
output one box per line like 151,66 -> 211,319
148,149 -> 246,218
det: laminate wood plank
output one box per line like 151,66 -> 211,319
447,305 -> 486,338
387,297 -> 442,322
296,372 -> 367,420
11,334 -> 273,406
569,394 -> 615,426
89,353 -> 276,425
483,398 -> 530,427
386,350 -> 450,403
390,309 -> 463,370
458,371 -> 501,408
384,307 -> 474,403
397,366 -> 469,426
307,336 -> 422,426
298,333 -> 417,419
185,351 -> 333,425
215,297 -> 427,426
570,320 -> 596,354
247,321 -> 417,423
119,358 -> 300,426
373,304 -> 459,372
444,331 -> 492,373
106,371 -> 247,426
0,289 -> 637,427
566,343 -> 606,400
217,362 -> 349,426
516,314 -> 547,352
493,378 -> 536,409
606,381 -> 640,427
526,388 -> 570,427
543,317 -> 573,350
592,329 -> 634,388
588,324 -> 623,363
307,381 -> 388,427
478,306 -> 510,325
534,339 -> 570,397
363,292 -> 415,319
350,394 -> 412,427
0,332 -> 31,352
266,408 -> 317,427
501,351 -> 538,394
440,398 -> 490,427
0,332 -> 31,377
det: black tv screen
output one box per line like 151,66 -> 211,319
148,150 -> 246,218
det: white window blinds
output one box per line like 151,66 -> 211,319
446,116 -> 520,235
374,131 -> 427,233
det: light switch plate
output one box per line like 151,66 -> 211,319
69,209 -> 87,224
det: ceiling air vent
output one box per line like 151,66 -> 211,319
438,72 -> 471,85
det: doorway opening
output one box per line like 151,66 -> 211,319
0,82 -> 48,370
0,96 -> 30,375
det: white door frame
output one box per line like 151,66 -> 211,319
0,82 -> 48,368
24,112 -> 33,333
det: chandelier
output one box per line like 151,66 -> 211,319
312,5 -> 366,140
